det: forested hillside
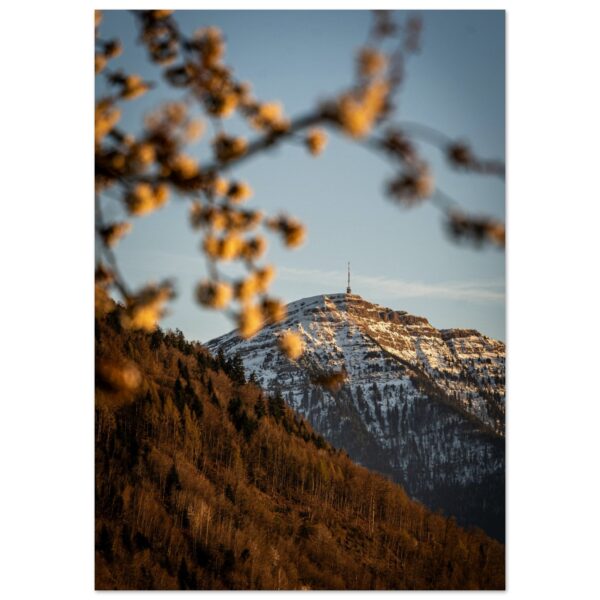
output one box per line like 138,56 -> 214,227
208,293 -> 505,540
95,299 -> 505,590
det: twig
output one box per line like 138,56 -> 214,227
95,197 -> 131,300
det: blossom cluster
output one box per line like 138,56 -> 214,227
94,9 -> 505,362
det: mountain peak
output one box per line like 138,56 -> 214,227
208,292 -> 503,429
208,291 -> 505,539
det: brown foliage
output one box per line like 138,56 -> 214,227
95,303 -> 504,590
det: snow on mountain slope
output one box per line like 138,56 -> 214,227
207,293 -> 505,540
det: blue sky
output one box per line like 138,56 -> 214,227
97,10 -> 505,342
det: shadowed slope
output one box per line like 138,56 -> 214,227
208,293 -> 505,540
95,305 -> 504,590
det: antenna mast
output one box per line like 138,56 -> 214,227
346,262 -> 352,294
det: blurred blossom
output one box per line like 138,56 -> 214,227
357,47 -> 387,77
184,119 -> 205,142
227,181 -> 253,203
254,265 -> 275,292
192,205 -> 254,233
95,100 -> 121,144
267,216 -> 306,248
103,40 -> 122,60
95,54 -> 107,74
447,213 -> 505,248
202,233 -> 245,261
110,152 -> 126,170
202,234 -> 220,258
170,153 -> 200,179
139,10 -> 179,65
262,298 -> 287,324
238,303 -> 264,338
206,207 -> 227,232
212,177 -> 229,197
194,26 -> 225,67
131,142 -> 156,167
95,265 -> 114,287
381,129 -> 416,164
446,142 -> 505,177
163,102 -> 187,125
96,358 -> 142,392
95,282 -> 114,317
305,129 -> 327,156
249,101 -> 289,133
231,208 -> 263,232
278,330 -> 305,360
387,167 -> 434,205
221,233 -> 245,260
373,10 -> 397,38
150,10 -> 174,20
205,92 -> 238,118
123,284 -> 173,331
120,74 -> 151,100
310,369 -> 347,392
336,80 -> 389,138
234,275 -> 259,302
125,182 -> 169,216
213,134 -> 248,162
241,236 -> 267,261
196,280 -> 233,309
447,142 -> 473,168
100,221 -> 132,248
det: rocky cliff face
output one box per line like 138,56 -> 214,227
207,293 -> 505,540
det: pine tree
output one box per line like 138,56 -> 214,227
174,377 -> 184,411
268,392 -> 285,421
228,353 -> 246,385
97,524 -> 113,563
178,358 -> 190,382
254,396 -> 266,419
178,558 -> 193,590
217,348 -> 226,370
150,328 -> 163,351
165,463 -> 182,498
206,377 -> 219,407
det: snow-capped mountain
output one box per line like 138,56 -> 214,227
207,293 -> 505,540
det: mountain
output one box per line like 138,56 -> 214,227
95,298 -> 505,589
207,293 -> 505,540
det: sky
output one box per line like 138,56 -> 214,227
97,10 -> 505,342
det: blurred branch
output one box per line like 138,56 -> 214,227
95,197 -> 131,300
385,120 -> 505,179
203,111 -> 326,175
94,8 -> 505,340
